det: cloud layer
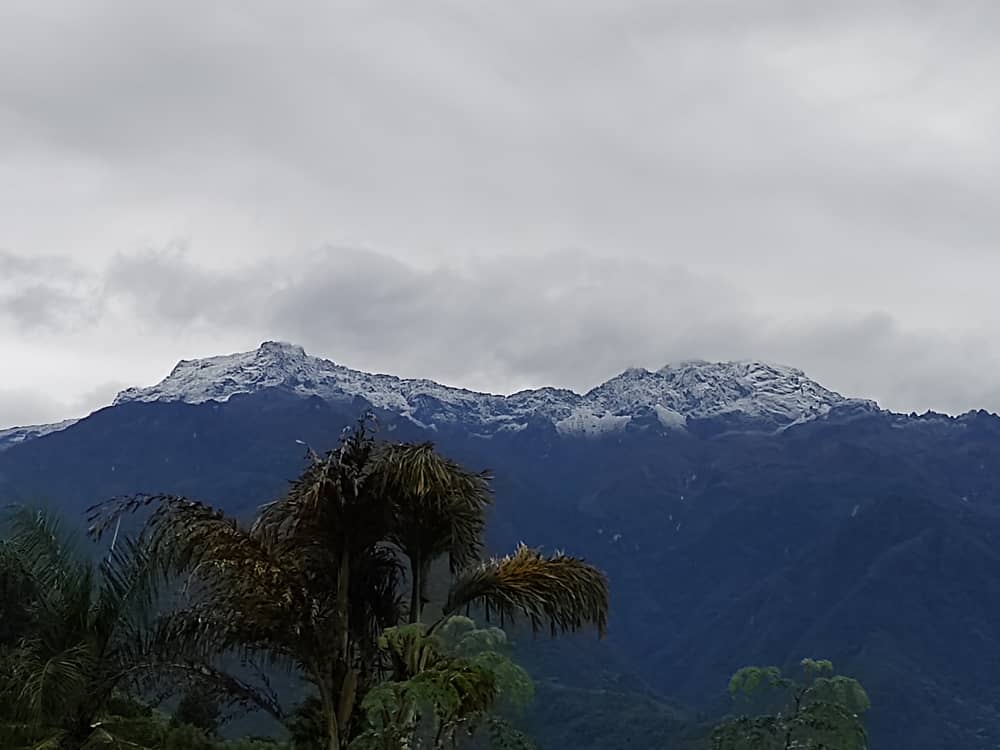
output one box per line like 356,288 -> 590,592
4,246 -> 1000,426
2,2 -> 999,424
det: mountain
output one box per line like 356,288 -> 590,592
3,340 -> 874,451
1,342 -> 998,749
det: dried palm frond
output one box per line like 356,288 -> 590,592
372,442 -> 492,625
376,442 -> 493,573
444,544 -> 609,638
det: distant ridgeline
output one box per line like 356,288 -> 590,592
3,341 -> 1000,749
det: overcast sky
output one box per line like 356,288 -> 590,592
2,0 -> 1000,427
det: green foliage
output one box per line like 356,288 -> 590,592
351,617 -> 535,750
171,684 -> 223,736
519,662 -> 697,750
0,506 -> 169,749
728,667 -> 787,698
712,659 -> 870,750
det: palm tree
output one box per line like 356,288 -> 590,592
0,507 -> 164,749
88,418 -> 609,750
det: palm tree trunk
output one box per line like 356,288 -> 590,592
336,546 -> 351,658
319,681 -> 342,750
326,704 -> 341,750
409,554 -> 423,624
324,545 -> 353,750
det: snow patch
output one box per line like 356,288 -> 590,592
653,404 -> 687,430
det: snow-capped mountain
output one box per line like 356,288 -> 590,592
2,342 -> 996,750
109,341 -> 876,436
0,341 -> 877,450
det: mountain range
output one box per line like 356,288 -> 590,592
3,341 -> 1000,749
2,340 -> 877,449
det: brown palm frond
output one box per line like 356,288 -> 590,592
92,494 -> 300,602
375,442 -> 493,624
253,422 -> 392,560
87,493 -> 181,541
375,442 -> 492,503
145,604 -> 298,670
444,545 -> 609,638
89,495 -> 309,670
351,547 -> 405,647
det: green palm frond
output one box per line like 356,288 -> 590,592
80,725 -> 156,750
444,544 -> 609,638
28,729 -> 67,750
15,640 -> 94,723
0,720 -> 51,749
0,545 -> 37,647
3,506 -> 81,595
94,535 -> 166,660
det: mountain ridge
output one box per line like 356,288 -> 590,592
115,340 -> 875,428
3,340 -> 877,449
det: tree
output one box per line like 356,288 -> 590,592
171,683 -> 223,736
88,418 -> 609,750
711,658 -> 870,750
0,506 -> 165,749
351,616 -> 535,750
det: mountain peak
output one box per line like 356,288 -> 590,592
104,342 -> 874,437
4,345 -> 877,449
257,340 -> 308,357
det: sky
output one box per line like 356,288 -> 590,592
2,0 -> 1000,427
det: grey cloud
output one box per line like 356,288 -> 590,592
0,250 -> 42,275
102,245 -> 274,328
0,250 -> 99,331
0,387 -> 70,428
0,284 -> 84,330
4,1 -> 999,264
2,2 -> 1000,424
0,379 -> 123,428
30,245 -> 996,417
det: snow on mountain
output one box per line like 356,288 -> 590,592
0,343 -> 873,447
110,341 -> 874,436
0,419 -> 80,452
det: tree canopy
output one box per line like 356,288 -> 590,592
712,659 -> 870,750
